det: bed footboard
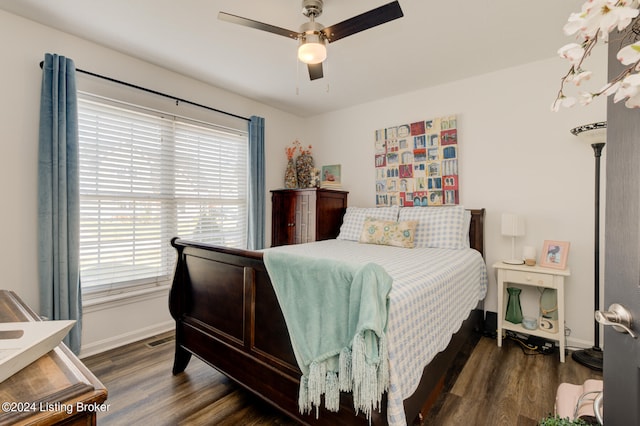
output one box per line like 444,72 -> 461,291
169,239 -> 302,411
169,238 -> 386,424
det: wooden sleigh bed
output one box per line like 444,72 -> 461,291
169,208 -> 486,425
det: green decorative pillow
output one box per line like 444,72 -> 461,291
359,217 -> 417,248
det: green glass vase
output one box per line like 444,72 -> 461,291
505,287 -> 523,324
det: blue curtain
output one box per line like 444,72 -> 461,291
248,116 -> 265,250
38,53 -> 82,354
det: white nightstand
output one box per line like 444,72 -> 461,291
493,261 -> 571,362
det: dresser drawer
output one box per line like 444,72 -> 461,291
504,269 -> 553,287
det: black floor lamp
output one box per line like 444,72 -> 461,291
570,122 -> 606,371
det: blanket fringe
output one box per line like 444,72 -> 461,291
338,346 -> 352,392
298,332 -> 389,421
377,334 -> 389,397
298,376 -> 310,414
325,372 -> 340,412
308,361 -> 326,412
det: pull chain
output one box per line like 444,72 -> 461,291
296,57 -> 300,96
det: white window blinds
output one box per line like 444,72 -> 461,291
78,95 -> 248,291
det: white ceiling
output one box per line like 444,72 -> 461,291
0,0 -> 583,117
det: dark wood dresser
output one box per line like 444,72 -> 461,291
271,188 -> 348,247
0,290 -> 107,426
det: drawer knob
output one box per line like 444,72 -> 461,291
526,275 -> 532,281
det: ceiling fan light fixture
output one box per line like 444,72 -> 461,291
298,33 -> 327,64
219,0 -> 404,79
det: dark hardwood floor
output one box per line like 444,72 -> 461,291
82,331 -> 602,425
424,337 -> 602,426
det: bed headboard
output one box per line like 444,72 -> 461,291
468,208 -> 485,258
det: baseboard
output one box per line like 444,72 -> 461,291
79,320 -> 174,359
566,336 -> 595,350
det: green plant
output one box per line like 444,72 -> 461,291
539,415 -> 589,426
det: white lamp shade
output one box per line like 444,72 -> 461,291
298,34 -> 327,64
501,213 -> 525,237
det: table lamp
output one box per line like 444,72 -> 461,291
502,213 -> 525,265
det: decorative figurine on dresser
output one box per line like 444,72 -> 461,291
271,188 -> 347,247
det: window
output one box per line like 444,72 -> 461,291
78,95 -> 248,293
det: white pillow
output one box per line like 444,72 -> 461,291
398,205 -> 467,249
337,205 -> 399,241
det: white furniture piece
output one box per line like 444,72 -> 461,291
493,261 -> 571,362
0,320 -> 75,382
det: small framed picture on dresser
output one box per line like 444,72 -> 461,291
540,240 -> 570,269
321,164 -> 342,188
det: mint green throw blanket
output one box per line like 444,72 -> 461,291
263,250 -> 392,419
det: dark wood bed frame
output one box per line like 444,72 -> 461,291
169,208 -> 485,425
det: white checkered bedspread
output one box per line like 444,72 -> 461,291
267,239 -> 488,425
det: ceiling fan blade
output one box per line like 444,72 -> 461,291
308,63 -> 324,80
322,1 -> 404,43
218,11 -> 299,40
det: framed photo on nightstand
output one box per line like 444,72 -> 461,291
540,240 -> 570,269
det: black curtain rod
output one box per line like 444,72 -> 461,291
39,61 -> 250,122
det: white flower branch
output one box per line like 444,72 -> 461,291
553,0 -> 640,110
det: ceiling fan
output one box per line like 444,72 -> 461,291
218,0 -> 404,81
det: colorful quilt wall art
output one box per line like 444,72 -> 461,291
375,115 -> 459,207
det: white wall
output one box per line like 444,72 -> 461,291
0,10 -> 303,356
1,7 -> 608,353
305,53 -> 608,348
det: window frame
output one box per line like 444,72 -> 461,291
77,92 -> 249,300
